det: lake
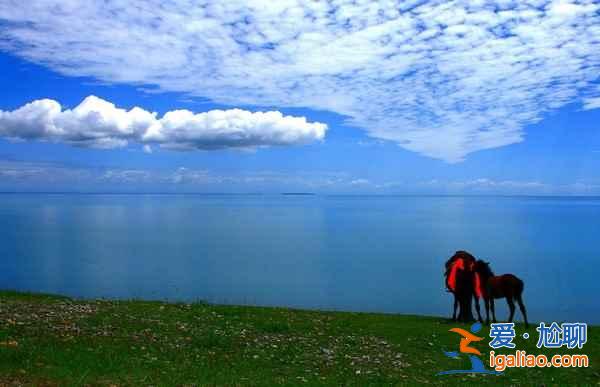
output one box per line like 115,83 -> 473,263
1,194 -> 598,323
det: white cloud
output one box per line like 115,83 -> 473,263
0,96 -> 327,150
582,97 -> 600,111
143,107 -> 327,150
451,178 -> 549,191
413,177 -> 551,193
2,159 -> 600,194
349,178 -> 370,186
0,160 -> 92,180
1,1 -> 599,161
101,169 -> 153,183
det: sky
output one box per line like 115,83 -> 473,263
0,0 -> 599,194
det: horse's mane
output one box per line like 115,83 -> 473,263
474,259 -> 495,277
444,251 -> 479,293
454,250 -> 476,262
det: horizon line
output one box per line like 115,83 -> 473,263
1,191 -> 599,199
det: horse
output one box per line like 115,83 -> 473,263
472,260 -> 529,328
444,251 -> 483,323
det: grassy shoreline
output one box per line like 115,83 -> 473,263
1,290 -> 598,386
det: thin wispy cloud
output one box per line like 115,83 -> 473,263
0,161 -> 363,190
415,178 -> 550,192
0,160 -> 92,181
2,159 -> 599,194
583,97 -> 600,111
582,85 -> 600,110
1,1 -> 599,162
0,96 -> 327,150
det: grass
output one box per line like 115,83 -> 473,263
0,290 -> 598,386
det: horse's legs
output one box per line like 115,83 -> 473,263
490,298 -> 497,323
452,295 -> 458,321
507,297 -> 516,323
516,294 -> 529,328
473,296 -> 483,323
484,298 -> 490,325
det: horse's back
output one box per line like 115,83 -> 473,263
489,274 -> 524,298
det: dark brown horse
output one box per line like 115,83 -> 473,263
473,260 -> 529,328
444,251 -> 483,323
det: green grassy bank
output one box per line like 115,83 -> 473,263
0,290 -> 598,386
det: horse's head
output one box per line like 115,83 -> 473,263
455,250 -> 476,263
445,250 -> 476,273
474,259 -> 494,278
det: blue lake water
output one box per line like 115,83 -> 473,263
1,194 -> 598,323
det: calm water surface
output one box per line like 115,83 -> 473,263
1,194 -> 598,323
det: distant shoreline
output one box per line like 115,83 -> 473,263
281,192 -> 316,196
1,191 -> 600,199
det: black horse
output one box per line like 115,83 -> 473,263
444,251 -> 483,323
473,260 -> 529,328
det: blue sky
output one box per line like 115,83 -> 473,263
0,1 -> 599,194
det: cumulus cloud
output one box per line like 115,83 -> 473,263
0,96 -> 327,150
1,1 -> 599,161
